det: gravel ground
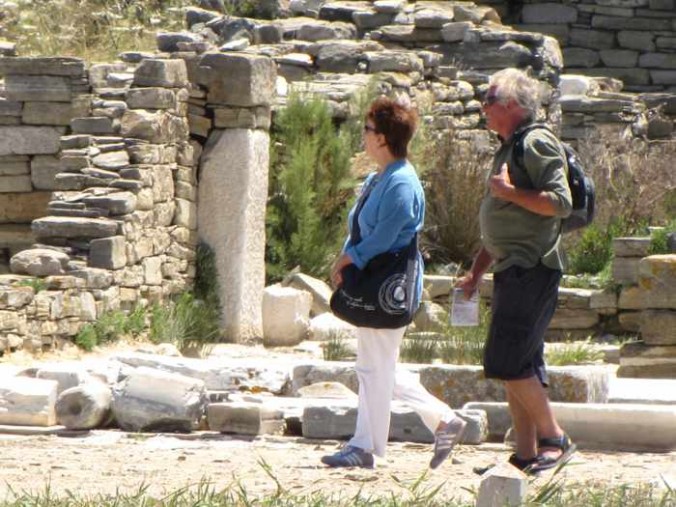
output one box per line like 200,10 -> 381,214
0,431 -> 674,503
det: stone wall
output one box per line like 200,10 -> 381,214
0,48 -> 275,351
481,0 -> 676,93
0,56 -> 198,352
0,0 -> 673,356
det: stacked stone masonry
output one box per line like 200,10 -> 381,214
480,0 -> 676,92
0,56 -> 199,353
0,1 -> 673,360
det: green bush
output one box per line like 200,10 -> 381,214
266,94 -> 357,282
323,331 -> 353,361
15,278 -> 46,293
149,292 -> 220,349
567,220 -> 632,275
648,219 -> 676,255
194,242 -> 222,313
400,334 -> 438,364
416,133 -> 492,266
73,306 -> 147,351
74,324 -> 98,352
545,339 -> 604,366
438,305 -> 489,365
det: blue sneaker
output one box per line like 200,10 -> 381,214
321,445 -> 375,469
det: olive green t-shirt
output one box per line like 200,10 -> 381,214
479,124 -> 573,273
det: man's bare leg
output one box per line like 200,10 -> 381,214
504,376 -> 564,460
505,389 -> 537,459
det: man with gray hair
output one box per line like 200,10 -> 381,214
457,68 -> 577,474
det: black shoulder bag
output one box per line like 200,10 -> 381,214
329,179 -> 420,329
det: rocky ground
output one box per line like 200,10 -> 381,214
0,340 -> 674,503
0,431 -> 674,503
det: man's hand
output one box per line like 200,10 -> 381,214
489,163 -> 514,201
330,253 -> 353,288
455,273 -> 481,299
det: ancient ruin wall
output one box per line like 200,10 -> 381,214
481,0 -> 676,92
0,0 -> 673,355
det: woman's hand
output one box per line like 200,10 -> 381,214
331,253 -> 353,288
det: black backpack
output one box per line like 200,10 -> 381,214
513,124 -> 595,233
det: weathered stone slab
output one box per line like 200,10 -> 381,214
0,377 -> 57,426
618,342 -> 676,378
207,402 -> 285,435
303,402 -> 435,442
32,216 -> 118,239
263,285 -> 312,347
4,75 -> 72,102
133,59 -> 188,88
0,175 -> 31,192
549,308 -> 599,329
119,110 -> 189,144
89,236 -> 127,270
284,272 -> 332,316
292,363 -> 610,405
36,364 -> 90,394
522,3 -> 577,23
0,192 -> 50,222
466,401 -> 676,451
82,192 -> 136,215
423,275 -> 456,299
620,255 -> 676,309
641,310 -> 676,345
196,53 -> 276,107
10,248 -> 69,277
0,126 -> 63,156
113,353 -> 291,393
0,286 -> 34,310
0,57 -> 85,76
612,256 -> 640,285
111,366 -> 207,432
22,100 -> 90,126
614,237 -> 652,257
126,88 -> 177,109
308,312 -> 358,341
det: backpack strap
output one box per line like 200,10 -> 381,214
511,122 -> 553,180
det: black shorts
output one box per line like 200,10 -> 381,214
483,262 -> 561,386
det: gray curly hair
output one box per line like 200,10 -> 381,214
489,68 -> 542,120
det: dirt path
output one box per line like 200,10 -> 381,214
0,431 -> 673,503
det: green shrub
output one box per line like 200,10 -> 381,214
124,305 -> 146,337
266,94 -> 357,282
323,331 -> 352,361
15,278 -> 46,293
416,132 -> 492,266
149,292 -> 220,349
400,334 -> 438,364
648,219 -> 676,255
438,305 -> 489,365
545,339 -> 604,366
73,306 -> 147,351
74,324 -> 98,352
567,219 -> 632,275
194,242 -> 222,312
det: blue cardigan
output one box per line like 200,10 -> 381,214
343,159 -> 424,303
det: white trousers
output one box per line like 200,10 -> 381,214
348,326 -> 457,457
